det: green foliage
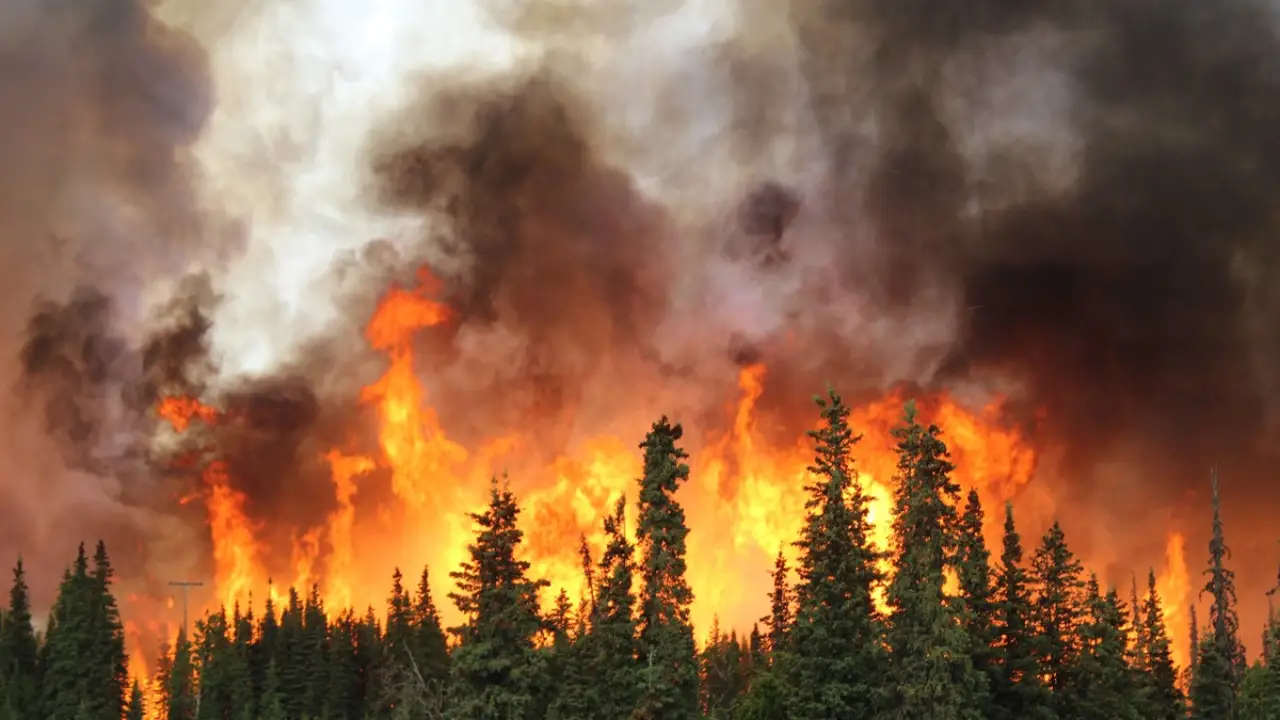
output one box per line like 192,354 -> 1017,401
990,502 -> 1054,720
781,388 -> 885,720
1191,469 -> 1246,719
1135,569 -> 1185,719
0,558 -> 38,713
1029,520 -> 1086,715
633,417 -> 699,720
883,401 -> 985,719
446,477 -> 550,720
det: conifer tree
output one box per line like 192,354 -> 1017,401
125,680 -> 144,720
0,558 -> 38,712
593,495 -> 641,718
164,629 -> 196,720
1238,662 -> 1272,720
447,477 -> 550,720
412,566 -> 451,688
700,624 -> 747,719
1189,603 -> 1200,690
990,502 -> 1052,720
87,541 -> 129,719
324,610 -> 366,720
1062,577 -> 1139,719
956,488 -> 998,718
1261,586 -> 1280,720
41,544 -> 93,719
1136,569 -> 1185,720
257,659 -> 286,720
301,585 -> 331,716
883,400 -> 983,719
1191,469 -> 1245,720
1029,521 -> 1086,712
782,389 -> 884,720
763,550 -> 790,659
632,417 -> 699,720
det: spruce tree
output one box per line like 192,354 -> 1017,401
412,566 -> 451,689
447,477 -> 549,720
324,610 -> 366,720
1029,521 -> 1086,713
782,389 -> 884,720
164,628 -> 196,720
87,541 -> 128,719
125,680 -> 144,720
1188,603 -> 1200,691
1190,469 -> 1245,720
41,544 -> 93,719
883,400 -> 983,719
1136,569 -> 1185,720
1062,576 -> 1139,719
700,624 -> 747,718
632,417 -> 699,720
593,495 -> 641,718
0,558 -> 38,712
763,550 -> 790,659
990,502 -> 1053,720
956,488 -> 998,718
1261,591 -> 1280,720
1238,662 -> 1272,720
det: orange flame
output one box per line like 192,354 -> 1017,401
1157,531 -> 1192,668
143,268 -> 1140,664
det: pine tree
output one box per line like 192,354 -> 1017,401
447,477 -> 550,720
1062,576 -> 1139,719
1188,603 -> 1200,690
87,541 -> 129,719
700,624 -> 747,718
41,544 -> 93,719
956,488 -> 998,718
257,659 -> 286,720
990,502 -> 1052,720
1190,469 -> 1245,720
125,680 -> 144,720
164,628 -> 196,720
412,566 -> 451,689
0,558 -> 38,712
275,587 -> 308,718
632,417 -> 700,720
763,550 -> 790,659
782,388 -> 885,720
883,400 -> 984,719
1238,662 -> 1272,720
593,495 -> 641,718
1029,520 -> 1086,714
324,610 -> 365,720
1135,569 -> 1185,720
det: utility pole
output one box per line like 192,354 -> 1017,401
168,580 -> 204,637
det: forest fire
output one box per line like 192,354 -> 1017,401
121,266 -> 1197,697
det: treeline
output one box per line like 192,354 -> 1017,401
0,391 -> 1276,719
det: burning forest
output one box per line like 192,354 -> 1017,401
3,0 -> 1280,715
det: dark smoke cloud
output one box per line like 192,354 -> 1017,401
358,0 -> 1280,621
785,0 -> 1280,632
0,0 -> 225,603
369,72 -> 682,454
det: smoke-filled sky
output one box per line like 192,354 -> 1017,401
4,0 -> 1280,650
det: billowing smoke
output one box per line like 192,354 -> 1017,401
4,0 -> 1280,649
